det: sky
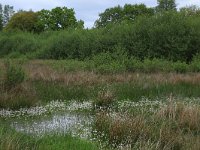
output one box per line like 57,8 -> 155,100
0,0 -> 200,28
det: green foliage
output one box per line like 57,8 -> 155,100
4,60 -> 25,90
39,29 -> 97,59
1,9 -> 200,63
37,135 -> 99,150
128,12 -> 200,62
0,15 -> 2,31
189,54 -> 200,72
0,4 -> 3,30
0,31 -> 41,57
172,61 -> 188,73
34,81 -> 91,102
44,59 -> 91,72
0,124 -> 99,150
2,5 -> 14,26
5,11 -> 38,32
91,51 -> 127,73
180,5 -> 200,16
37,7 -> 81,31
114,82 -> 200,101
156,0 -> 177,12
95,4 -> 154,28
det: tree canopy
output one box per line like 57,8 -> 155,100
180,5 -> 200,16
37,7 -> 82,31
3,6 -> 84,32
0,4 -> 2,30
0,4 -> 14,29
5,11 -> 38,32
3,5 -> 15,26
156,0 -> 177,12
95,4 -> 154,28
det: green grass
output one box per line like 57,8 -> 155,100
43,59 -> 92,72
1,59 -> 200,149
113,82 -> 200,101
33,81 -> 97,102
37,135 -> 98,150
34,80 -> 200,104
0,122 -> 99,150
93,101 -> 200,149
2,79 -> 200,109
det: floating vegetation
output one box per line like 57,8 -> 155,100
1,97 -> 200,149
0,100 -> 93,118
1,101 -> 94,140
12,113 -> 93,139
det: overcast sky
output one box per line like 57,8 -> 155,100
0,0 -> 200,28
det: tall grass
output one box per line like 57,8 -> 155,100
0,122 -> 99,150
93,100 -> 200,149
1,59 -> 200,109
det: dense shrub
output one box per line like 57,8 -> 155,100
123,12 -> 200,62
4,60 -> 25,90
0,11 -> 200,63
0,32 -> 41,57
190,55 -> 200,72
39,29 -> 98,59
91,51 -> 127,73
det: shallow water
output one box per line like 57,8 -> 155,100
11,112 -> 93,138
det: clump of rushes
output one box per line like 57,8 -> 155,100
157,100 -> 200,132
3,60 -> 25,90
0,60 -> 38,109
93,88 -> 115,109
93,100 -> 200,149
93,112 -> 149,149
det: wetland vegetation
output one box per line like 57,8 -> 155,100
1,60 -> 200,149
1,0 -> 200,149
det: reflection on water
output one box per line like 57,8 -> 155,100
12,113 -> 93,139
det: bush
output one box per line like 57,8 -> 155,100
91,51 -> 127,73
4,60 -> 25,90
0,32 -> 41,57
142,58 -> 172,73
125,57 -> 143,72
190,54 -> 200,72
172,61 -> 189,73
39,30 -> 98,60
1,11 -> 200,63
93,88 -> 116,109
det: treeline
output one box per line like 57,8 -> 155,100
0,1 -> 200,63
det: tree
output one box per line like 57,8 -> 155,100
0,4 -> 3,30
3,5 -> 14,26
180,5 -> 200,16
5,11 -> 38,32
95,4 -> 154,28
0,15 -> 3,31
156,0 -> 177,12
123,4 -> 154,21
95,5 -> 123,28
37,7 -> 81,31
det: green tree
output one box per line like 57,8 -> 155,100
0,15 -> 3,31
3,5 -> 14,26
95,4 -> 154,28
5,11 -> 38,32
37,7 -> 81,31
156,0 -> 177,12
180,5 -> 200,16
123,4 -> 154,21
0,4 -> 3,30
95,5 -> 123,28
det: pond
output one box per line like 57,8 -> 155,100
0,101 -> 94,139
11,112 -> 93,139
